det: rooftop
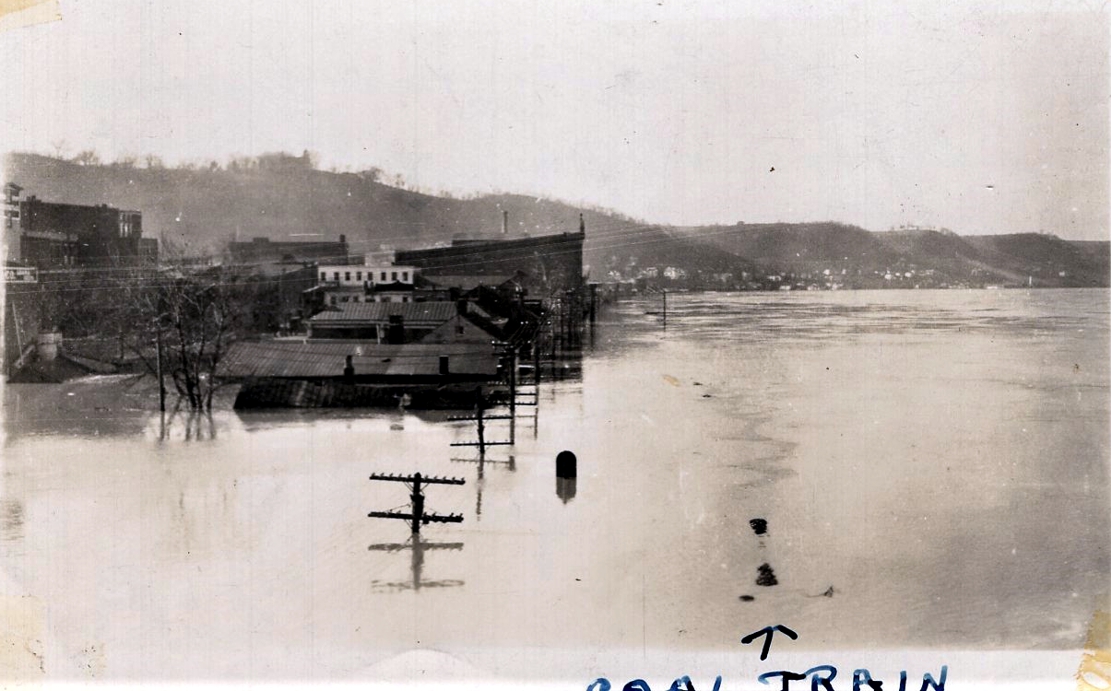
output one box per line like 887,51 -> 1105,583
218,340 -> 499,379
308,301 -> 458,325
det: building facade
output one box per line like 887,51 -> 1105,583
314,262 -> 419,305
4,184 -> 152,268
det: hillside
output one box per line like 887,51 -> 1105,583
4,152 -> 1107,288
3,152 -> 750,283
678,222 -> 1108,288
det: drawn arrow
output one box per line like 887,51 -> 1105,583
741,624 -> 799,661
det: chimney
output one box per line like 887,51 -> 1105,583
439,355 -> 450,375
501,210 -> 508,235
579,213 -> 585,234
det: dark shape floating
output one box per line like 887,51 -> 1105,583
756,563 -> 778,586
749,518 -> 768,535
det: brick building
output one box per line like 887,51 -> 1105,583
3,183 -> 153,268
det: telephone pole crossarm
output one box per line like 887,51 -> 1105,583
369,473 -> 466,486
421,512 -> 465,524
368,472 -> 466,533
368,511 -> 417,521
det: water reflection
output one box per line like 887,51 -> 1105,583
555,476 -> 577,504
450,453 -> 516,519
1,288 -> 1108,669
0,499 -> 24,541
367,533 -> 465,592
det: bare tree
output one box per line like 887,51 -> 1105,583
115,246 -> 255,411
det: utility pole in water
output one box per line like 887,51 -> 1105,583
367,472 -> 465,534
450,387 -> 513,455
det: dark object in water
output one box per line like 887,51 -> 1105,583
756,563 -> 778,586
556,450 -> 577,478
749,518 -> 768,535
738,595 -> 755,602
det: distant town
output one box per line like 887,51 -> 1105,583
3,151 -> 1109,398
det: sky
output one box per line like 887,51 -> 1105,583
1,0 -> 1108,240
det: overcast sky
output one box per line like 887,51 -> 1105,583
2,0 -> 1108,239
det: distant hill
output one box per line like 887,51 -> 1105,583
3,152 -> 748,282
4,152 -> 1107,288
677,222 -> 1109,288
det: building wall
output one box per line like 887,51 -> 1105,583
9,195 -> 150,268
229,236 -> 349,264
395,232 -> 583,296
18,198 -> 144,267
316,264 -> 415,287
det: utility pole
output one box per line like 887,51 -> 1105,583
589,283 -> 597,326
450,388 -> 512,455
662,289 -> 667,329
507,346 -> 517,444
10,300 -> 22,365
368,472 -> 465,534
155,323 -> 166,413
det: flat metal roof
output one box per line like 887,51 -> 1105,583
219,340 -> 499,378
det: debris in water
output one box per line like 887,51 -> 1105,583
749,518 -> 768,535
756,563 -> 778,586
739,595 -> 755,602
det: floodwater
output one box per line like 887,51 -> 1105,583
1,289 -> 1108,682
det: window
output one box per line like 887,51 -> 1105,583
402,271 -> 409,281
381,272 -> 387,281
356,271 -> 362,281
320,271 -> 326,281
333,272 -> 340,281
391,271 -> 397,281
345,272 -> 351,281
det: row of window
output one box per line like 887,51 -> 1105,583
329,295 -> 412,304
320,270 -> 409,283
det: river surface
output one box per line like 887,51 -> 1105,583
1,289 -> 1108,682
